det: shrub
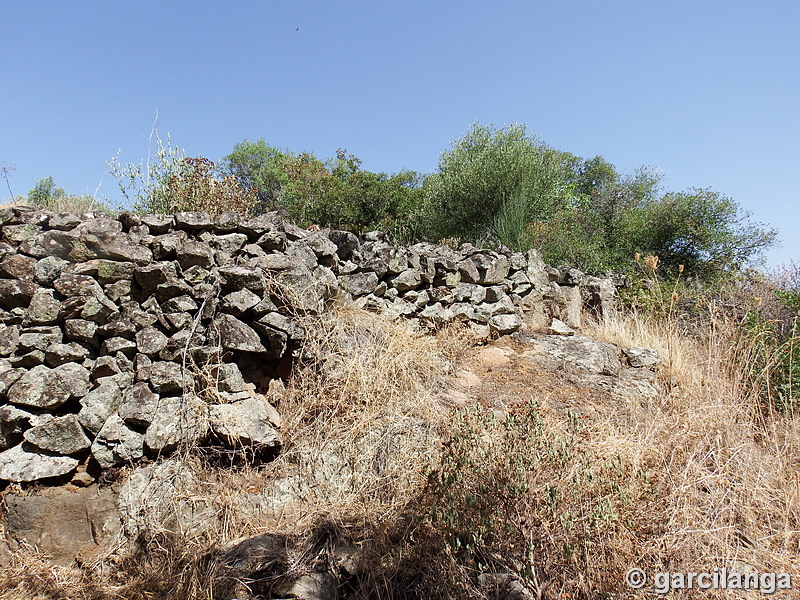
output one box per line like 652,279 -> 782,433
158,156 -> 257,217
27,176 -> 114,214
421,122 -> 566,244
427,402 -> 643,597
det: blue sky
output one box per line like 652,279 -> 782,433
3,1 -> 798,268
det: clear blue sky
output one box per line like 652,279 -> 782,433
3,1 -> 798,267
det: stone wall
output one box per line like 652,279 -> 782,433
0,205 -> 616,484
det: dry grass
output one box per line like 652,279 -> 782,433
588,311 -> 800,597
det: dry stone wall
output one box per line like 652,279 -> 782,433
0,205 -> 616,484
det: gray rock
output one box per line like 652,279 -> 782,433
221,289 -> 262,315
23,414 -> 91,455
327,230 -> 360,260
102,337 -> 137,356
175,211 -> 213,230
549,318 -> 575,336
389,268 -> 422,292
161,294 -> 198,313
141,214 -> 174,234
97,318 -> 137,338
91,414 -> 145,467
18,325 -> 62,351
33,255 -> 69,285
521,334 -> 621,376
0,324 -> 19,356
118,459 -> 202,539
149,361 -> 191,394
135,327 -> 169,356
303,230 -> 338,258
82,233 -> 153,265
134,261 -> 180,294
7,363 -> 91,409
47,212 -> 83,230
275,573 -> 337,600
251,253 -> 294,271
78,381 -> 124,433
44,342 -> 90,367
210,363 -> 248,393
0,443 -> 79,482
144,395 -> 208,452
212,314 -> 267,353
622,346 -> 661,368
151,231 -> 188,260
208,396 -> 280,447
220,265 -> 265,291
118,382 -> 161,426
25,288 -> 61,325
489,313 -> 523,335
339,272 -> 378,296
176,240 -> 215,269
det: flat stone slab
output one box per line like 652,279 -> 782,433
0,443 -> 79,482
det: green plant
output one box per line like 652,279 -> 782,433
421,122 -> 566,244
427,401 -> 640,597
27,176 -> 113,214
28,176 -> 65,207
734,268 -> 800,414
107,130 -> 187,213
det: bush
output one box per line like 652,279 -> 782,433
157,156 -> 257,218
27,176 -> 113,214
421,122 -> 567,244
427,402 -> 643,597
109,133 -> 255,217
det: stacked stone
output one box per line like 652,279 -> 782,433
0,207 -> 316,483
0,205 -> 616,484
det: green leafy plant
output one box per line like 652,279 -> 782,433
107,130 -> 187,214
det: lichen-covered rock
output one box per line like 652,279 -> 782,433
622,346 -> 661,368
23,414 -> 91,455
212,314 -> 268,353
148,361 -> 191,394
78,381 -> 124,433
0,279 -> 38,309
7,363 -> 91,409
26,288 -> 61,325
135,327 -> 169,356
118,382 -> 161,426
339,272 -> 378,296
0,443 -> 79,482
144,395 -> 208,453
91,414 -> 145,467
208,396 -> 280,448
44,342 -> 90,367
489,313 -> 523,335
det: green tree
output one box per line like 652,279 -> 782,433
28,176 -> 65,208
220,139 -> 292,212
635,188 -> 777,278
421,122 -> 567,244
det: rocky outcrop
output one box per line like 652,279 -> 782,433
0,205 -> 617,485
